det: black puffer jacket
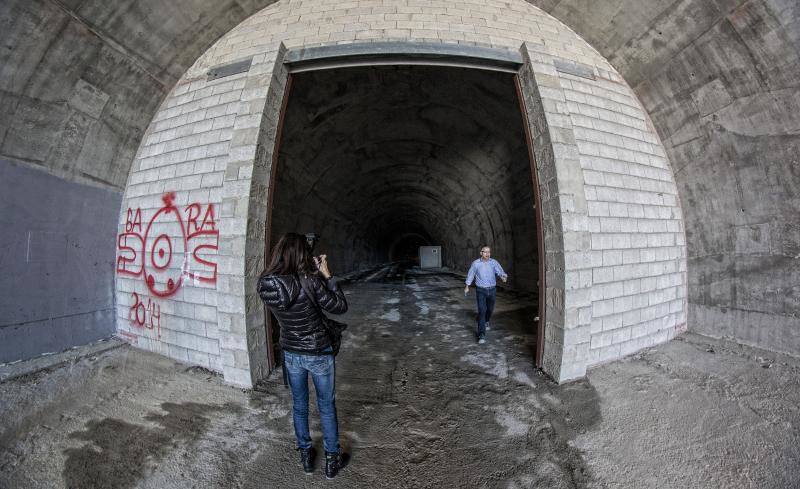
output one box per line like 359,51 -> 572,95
257,273 -> 347,354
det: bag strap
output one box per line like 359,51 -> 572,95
298,273 -> 324,315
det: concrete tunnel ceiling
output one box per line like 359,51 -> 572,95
270,65 -> 538,291
1,0 -> 798,377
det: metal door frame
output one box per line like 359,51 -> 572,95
263,42 -> 546,371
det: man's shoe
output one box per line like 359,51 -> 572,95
325,451 -> 349,479
298,447 -> 315,474
478,336 -> 486,344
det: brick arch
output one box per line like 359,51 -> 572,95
115,0 -> 687,387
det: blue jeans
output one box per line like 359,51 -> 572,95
476,286 -> 496,338
284,350 -> 339,453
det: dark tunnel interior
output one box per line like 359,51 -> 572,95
269,65 -> 539,293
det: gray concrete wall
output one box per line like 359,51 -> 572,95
0,0 -> 276,363
0,158 -> 120,362
1,0 -> 796,371
530,0 -> 800,356
0,0 -> 275,188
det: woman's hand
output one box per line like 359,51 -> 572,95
316,254 -> 332,279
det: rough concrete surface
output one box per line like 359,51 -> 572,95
1,270 -> 798,488
2,0 -> 798,372
530,0 -> 800,354
0,158 -> 120,364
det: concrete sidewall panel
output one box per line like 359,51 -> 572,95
114,0 -> 688,387
0,158 -> 119,363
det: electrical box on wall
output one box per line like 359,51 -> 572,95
419,246 -> 442,268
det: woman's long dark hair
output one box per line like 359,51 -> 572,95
262,233 -> 317,277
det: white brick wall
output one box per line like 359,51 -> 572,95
559,69 -> 686,370
115,0 -> 688,387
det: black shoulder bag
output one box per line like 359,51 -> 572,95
297,274 -> 348,356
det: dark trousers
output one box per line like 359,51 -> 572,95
475,286 -> 496,337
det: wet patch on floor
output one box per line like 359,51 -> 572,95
62,402 -> 242,489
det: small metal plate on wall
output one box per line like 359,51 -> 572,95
554,58 -> 596,80
207,57 -> 253,81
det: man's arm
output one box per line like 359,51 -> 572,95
465,262 -> 476,293
494,260 -> 508,283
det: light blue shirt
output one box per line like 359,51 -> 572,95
466,258 -> 507,288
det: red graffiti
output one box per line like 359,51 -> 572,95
116,192 -> 219,298
184,202 -> 219,284
117,192 -> 219,336
129,292 -> 162,338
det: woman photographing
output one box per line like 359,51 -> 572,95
257,233 -> 349,479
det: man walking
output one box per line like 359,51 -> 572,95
464,246 -> 507,344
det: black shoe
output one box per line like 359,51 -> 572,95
324,451 -> 349,479
298,447 -> 315,474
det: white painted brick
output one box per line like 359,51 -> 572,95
168,344 -> 189,363
590,317 -> 603,334
612,234 -> 631,249
592,234 -> 613,250
622,249 -> 639,264
592,298 -> 614,317
578,270 -> 593,288
607,203 -> 628,217
196,336 -> 220,355
219,332 -> 247,352
222,365 -> 252,387
600,313 -> 622,332
187,350 -> 211,369
619,219 -> 638,233
623,279 -> 641,295
631,234 -> 648,248
565,271 -> 580,289
201,172 -> 225,188
611,327 -> 632,344
590,330 -> 614,349
194,305 -> 217,322
599,217 -> 621,233
613,295 -> 634,313
602,250 -> 622,266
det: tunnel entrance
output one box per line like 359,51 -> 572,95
266,63 -> 541,370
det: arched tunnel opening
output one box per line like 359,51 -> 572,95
270,65 -> 539,286
267,64 -> 540,360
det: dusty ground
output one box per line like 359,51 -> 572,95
1,270 -> 798,488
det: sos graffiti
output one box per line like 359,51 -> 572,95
116,192 -> 219,335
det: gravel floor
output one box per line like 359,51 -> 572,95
1,270 -> 798,488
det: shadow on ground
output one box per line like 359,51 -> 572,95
63,402 -> 241,489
